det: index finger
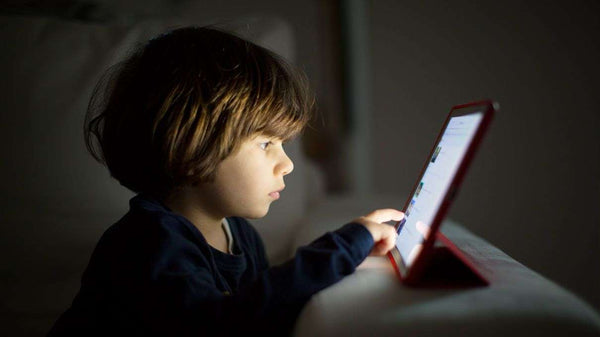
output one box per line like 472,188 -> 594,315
364,209 -> 405,224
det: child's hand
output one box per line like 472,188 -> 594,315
353,209 -> 404,256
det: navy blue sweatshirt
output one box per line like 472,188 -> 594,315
48,194 -> 374,336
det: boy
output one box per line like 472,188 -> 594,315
48,26 -> 402,336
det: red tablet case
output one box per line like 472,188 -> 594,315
388,100 -> 497,287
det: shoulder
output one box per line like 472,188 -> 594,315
95,195 -> 213,278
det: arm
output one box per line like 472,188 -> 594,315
144,210 -> 403,336
47,208 -> 402,336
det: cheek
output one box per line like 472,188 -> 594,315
211,176 -> 270,219
227,158 -> 265,186
215,162 -> 264,202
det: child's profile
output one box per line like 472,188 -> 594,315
48,26 -> 403,336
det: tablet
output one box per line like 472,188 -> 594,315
388,100 -> 497,286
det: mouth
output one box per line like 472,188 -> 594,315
269,187 -> 285,200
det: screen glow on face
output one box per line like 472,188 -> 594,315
396,112 -> 483,267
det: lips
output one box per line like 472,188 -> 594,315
269,187 -> 285,200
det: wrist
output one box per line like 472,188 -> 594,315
336,223 -> 374,261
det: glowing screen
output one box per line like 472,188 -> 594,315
395,113 -> 483,267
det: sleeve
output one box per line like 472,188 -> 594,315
142,222 -> 374,337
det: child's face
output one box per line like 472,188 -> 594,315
200,134 -> 294,219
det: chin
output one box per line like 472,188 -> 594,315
242,206 -> 270,219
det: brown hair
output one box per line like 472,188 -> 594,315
85,26 -> 314,198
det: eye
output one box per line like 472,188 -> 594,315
260,141 -> 272,150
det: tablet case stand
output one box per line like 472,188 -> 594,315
408,232 -> 489,288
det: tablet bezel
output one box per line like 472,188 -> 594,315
388,100 -> 497,285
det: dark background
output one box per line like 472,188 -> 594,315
369,0 -> 600,314
3,0 -> 599,315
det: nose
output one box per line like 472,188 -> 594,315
276,149 -> 294,176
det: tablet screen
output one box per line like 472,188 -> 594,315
395,112 -> 484,267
